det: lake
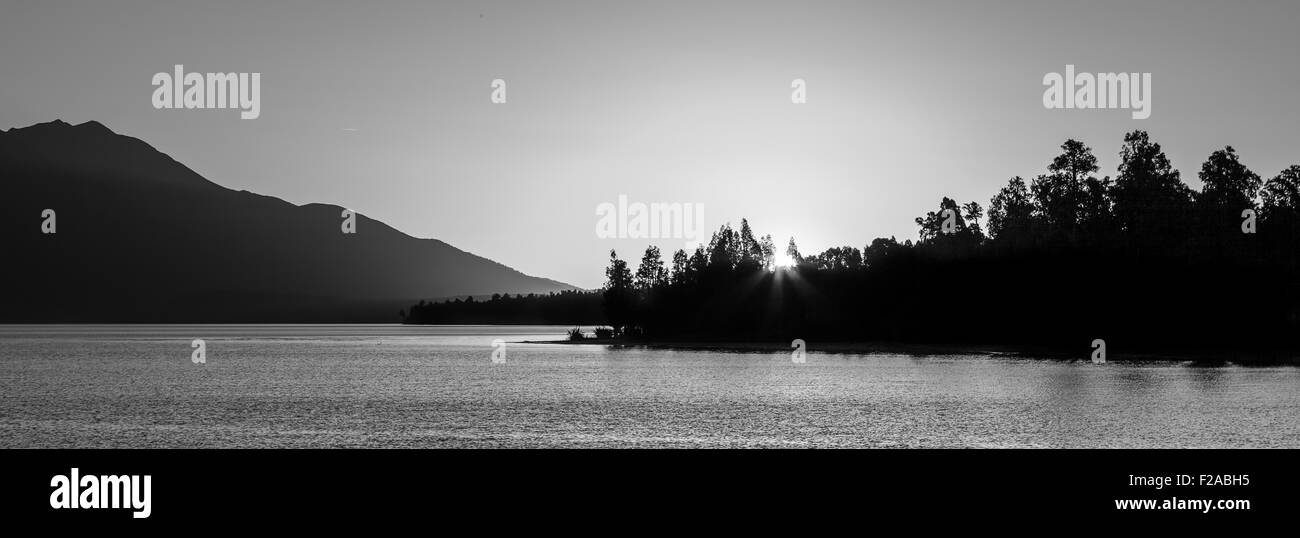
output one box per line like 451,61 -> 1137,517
0,325 -> 1296,448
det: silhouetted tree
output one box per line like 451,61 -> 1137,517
1260,165 -> 1300,269
916,197 -> 983,256
759,234 -> 777,270
988,176 -> 1034,240
863,236 -> 902,266
707,223 -> 737,272
786,237 -> 802,264
1030,139 -> 1100,238
737,219 -> 764,271
1262,165 -> 1300,217
670,249 -> 691,286
603,250 -> 635,335
806,246 -> 863,270
1198,146 -> 1261,210
1078,174 -> 1115,240
635,245 -> 667,292
1111,130 -> 1192,239
915,197 -> 962,242
688,245 -> 709,276
961,201 -> 984,238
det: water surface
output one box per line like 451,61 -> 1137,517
1,325 -> 1296,448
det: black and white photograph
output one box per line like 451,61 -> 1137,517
1,0 -> 1296,527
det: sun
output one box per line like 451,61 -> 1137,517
773,252 -> 796,269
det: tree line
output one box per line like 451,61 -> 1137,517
402,289 -> 603,325
409,131 -> 1300,354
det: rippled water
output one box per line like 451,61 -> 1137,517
0,325 -> 1296,448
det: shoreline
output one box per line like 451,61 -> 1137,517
521,338 -> 1300,364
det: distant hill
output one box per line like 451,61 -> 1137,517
0,120 -> 578,322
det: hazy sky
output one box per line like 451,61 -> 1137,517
3,0 -> 1298,288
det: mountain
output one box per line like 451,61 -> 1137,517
0,120 -> 578,322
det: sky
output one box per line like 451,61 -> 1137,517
3,0 -> 1299,288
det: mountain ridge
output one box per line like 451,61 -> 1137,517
0,119 -> 578,322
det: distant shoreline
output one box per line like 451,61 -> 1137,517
521,338 -> 1300,364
